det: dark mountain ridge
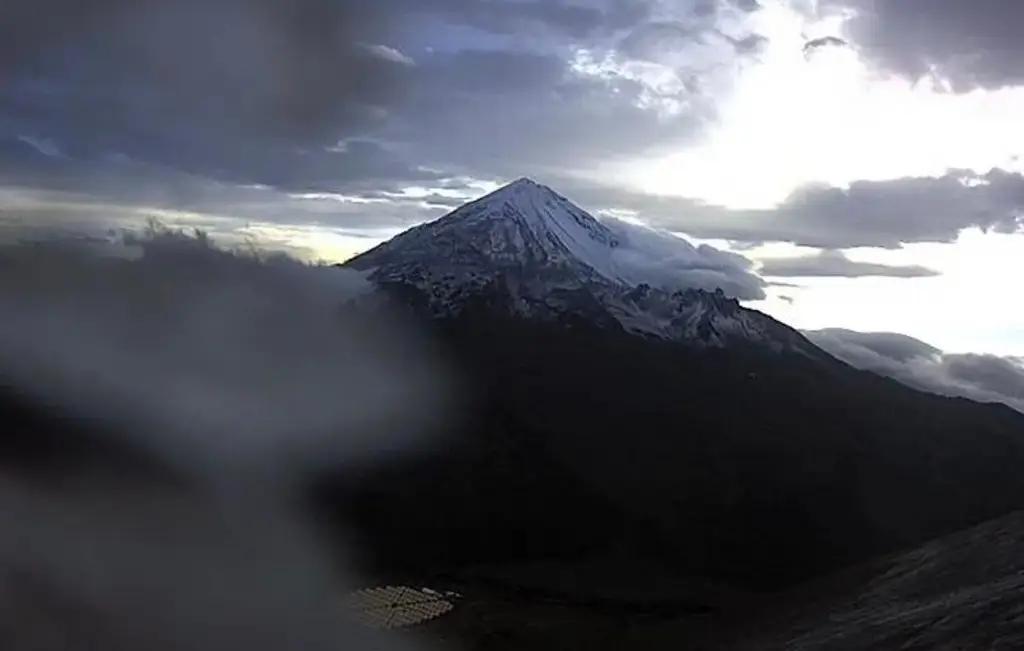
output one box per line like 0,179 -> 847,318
321,179 -> 1024,596
323,308 -> 1024,590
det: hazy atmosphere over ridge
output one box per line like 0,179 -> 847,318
4,0 -> 1024,407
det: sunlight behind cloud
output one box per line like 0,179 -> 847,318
240,223 -> 390,264
751,229 -> 1024,355
611,1 -> 1024,209
568,49 -> 693,117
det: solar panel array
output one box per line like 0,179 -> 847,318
344,586 -> 457,629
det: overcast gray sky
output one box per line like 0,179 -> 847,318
3,0 -> 1024,396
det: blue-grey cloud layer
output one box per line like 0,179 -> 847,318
1,0 -> 764,189
808,328 -> 1024,413
556,170 -> 1024,248
5,0 -> 1024,255
759,250 -> 939,278
821,0 -> 1024,91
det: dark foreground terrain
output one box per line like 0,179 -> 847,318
4,255 -> 1024,648
709,508 -> 1024,650
367,508 -> 1024,650
323,306 -> 1024,593
318,304 -> 1024,648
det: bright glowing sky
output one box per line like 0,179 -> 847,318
4,0 -> 1024,363
628,6 -> 1024,205
598,1 -> 1024,355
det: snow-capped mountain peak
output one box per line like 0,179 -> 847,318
351,177 -> 634,286
467,176 -> 620,251
345,179 -> 820,353
416,176 -> 624,276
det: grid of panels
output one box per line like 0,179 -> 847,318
344,586 -> 457,629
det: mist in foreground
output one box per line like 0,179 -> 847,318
0,224 -> 454,650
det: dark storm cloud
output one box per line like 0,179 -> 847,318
0,0 -> 777,249
393,0 -> 645,39
380,0 -> 770,179
381,0 -> 766,181
821,0 -> 1024,91
759,249 -> 939,278
1,0 -> 407,141
0,0 -> 417,198
0,0 -> 760,201
413,49 -> 567,95
618,21 -> 704,60
401,0 -> 762,42
807,328 -> 1024,413
248,140 -> 451,194
394,0 -> 762,181
383,48 -> 714,180
727,169 -> 1024,247
0,131 -> 450,200
614,0 -> 766,64
557,168 -> 1024,248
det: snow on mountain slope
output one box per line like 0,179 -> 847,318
346,178 -> 819,352
348,178 -> 619,280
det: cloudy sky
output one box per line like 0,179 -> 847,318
3,0 -> 1024,405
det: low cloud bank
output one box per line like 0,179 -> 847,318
807,328 -> 1024,413
602,217 -> 767,300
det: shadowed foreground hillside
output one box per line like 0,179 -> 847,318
689,508 -> 1024,650
403,508 -> 1024,650
321,303 -> 1024,594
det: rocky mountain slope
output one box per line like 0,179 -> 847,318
345,178 -> 819,353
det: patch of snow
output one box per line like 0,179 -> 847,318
345,178 -> 816,353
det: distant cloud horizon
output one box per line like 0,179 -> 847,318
807,328 -> 1024,414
